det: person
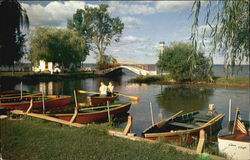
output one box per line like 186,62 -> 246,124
99,82 -> 107,96
107,82 -> 114,96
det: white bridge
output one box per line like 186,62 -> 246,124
95,60 -> 157,76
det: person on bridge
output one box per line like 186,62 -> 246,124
107,82 -> 114,96
99,82 -> 107,96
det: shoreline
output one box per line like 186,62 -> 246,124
0,72 -> 249,87
130,75 -> 250,88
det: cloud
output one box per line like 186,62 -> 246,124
156,1 -> 193,13
121,16 -> 143,29
21,1 -> 97,27
121,35 -> 149,43
108,2 -> 155,15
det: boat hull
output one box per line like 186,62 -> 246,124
0,95 -> 72,110
89,94 -> 118,105
50,102 -> 131,124
218,134 -> 250,160
143,111 -> 224,143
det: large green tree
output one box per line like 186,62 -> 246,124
67,4 -> 124,66
0,0 -> 29,66
157,42 -> 213,82
29,26 -> 89,70
191,0 -> 249,77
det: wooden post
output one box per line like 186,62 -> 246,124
150,102 -> 155,125
196,129 -> 206,154
42,91 -> 45,114
107,101 -> 111,123
26,98 -> 33,113
228,99 -> 232,122
20,81 -> 23,99
123,115 -> 133,135
70,106 -> 79,123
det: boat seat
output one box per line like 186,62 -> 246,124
194,118 -> 209,123
170,122 -> 198,129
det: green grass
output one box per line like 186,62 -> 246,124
214,77 -> 249,86
1,117 -> 198,160
131,75 -> 249,87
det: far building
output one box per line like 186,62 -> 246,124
32,60 -> 61,74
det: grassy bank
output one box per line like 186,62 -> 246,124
130,75 -> 249,87
0,117 -> 199,160
0,71 -> 96,82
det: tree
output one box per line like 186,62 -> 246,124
157,42 -> 213,82
0,0 -> 29,66
67,4 -> 124,65
96,54 -> 120,70
191,0 -> 249,77
29,26 -> 89,71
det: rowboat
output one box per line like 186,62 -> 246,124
0,93 -> 42,103
217,107 -> 250,160
142,106 -> 224,143
0,95 -> 72,110
0,90 -> 29,97
48,101 -> 131,124
87,94 -> 119,105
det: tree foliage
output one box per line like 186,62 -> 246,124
29,26 -> 89,70
191,0 -> 249,77
0,0 -> 29,65
157,42 -> 213,82
67,4 -> 124,61
96,54 -> 120,70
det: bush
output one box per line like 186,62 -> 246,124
157,42 -> 213,82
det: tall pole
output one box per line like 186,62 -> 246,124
73,90 -> 78,108
228,99 -> 232,122
20,81 -> 23,99
42,91 -> 45,114
107,101 -> 111,123
150,101 -> 155,125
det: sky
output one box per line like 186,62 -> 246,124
21,1 -> 225,64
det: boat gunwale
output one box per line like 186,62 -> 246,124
0,95 -> 72,106
89,94 -> 119,99
48,102 -> 132,117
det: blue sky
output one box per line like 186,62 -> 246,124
21,1 -> 225,64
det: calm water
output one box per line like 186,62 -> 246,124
1,69 -> 249,136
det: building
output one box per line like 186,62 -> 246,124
32,60 -> 61,74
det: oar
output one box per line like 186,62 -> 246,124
76,90 -> 140,101
114,93 -> 140,101
156,110 -> 184,128
76,90 -> 99,95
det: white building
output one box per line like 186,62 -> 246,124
32,60 -> 61,74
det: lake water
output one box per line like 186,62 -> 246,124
2,67 -> 248,136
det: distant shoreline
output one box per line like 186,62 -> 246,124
130,75 -> 250,88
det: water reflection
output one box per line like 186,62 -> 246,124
156,85 -> 214,113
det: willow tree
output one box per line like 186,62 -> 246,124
0,0 -> 29,70
157,42 -> 212,82
67,4 -> 124,69
191,0 -> 249,77
29,26 -> 89,71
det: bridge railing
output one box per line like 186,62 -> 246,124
122,63 -> 150,71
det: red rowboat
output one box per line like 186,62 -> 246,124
87,94 -> 118,105
0,93 -> 42,103
48,101 -> 131,124
0,95 -> 72,110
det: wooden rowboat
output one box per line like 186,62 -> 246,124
48,101 -> 131,124
0,93 -> 42,103
142,109 -> 224,143
0,95 -> 72,110
218,128 -> 250,160
217,108 -> 250,160
87,94 -> 119,105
